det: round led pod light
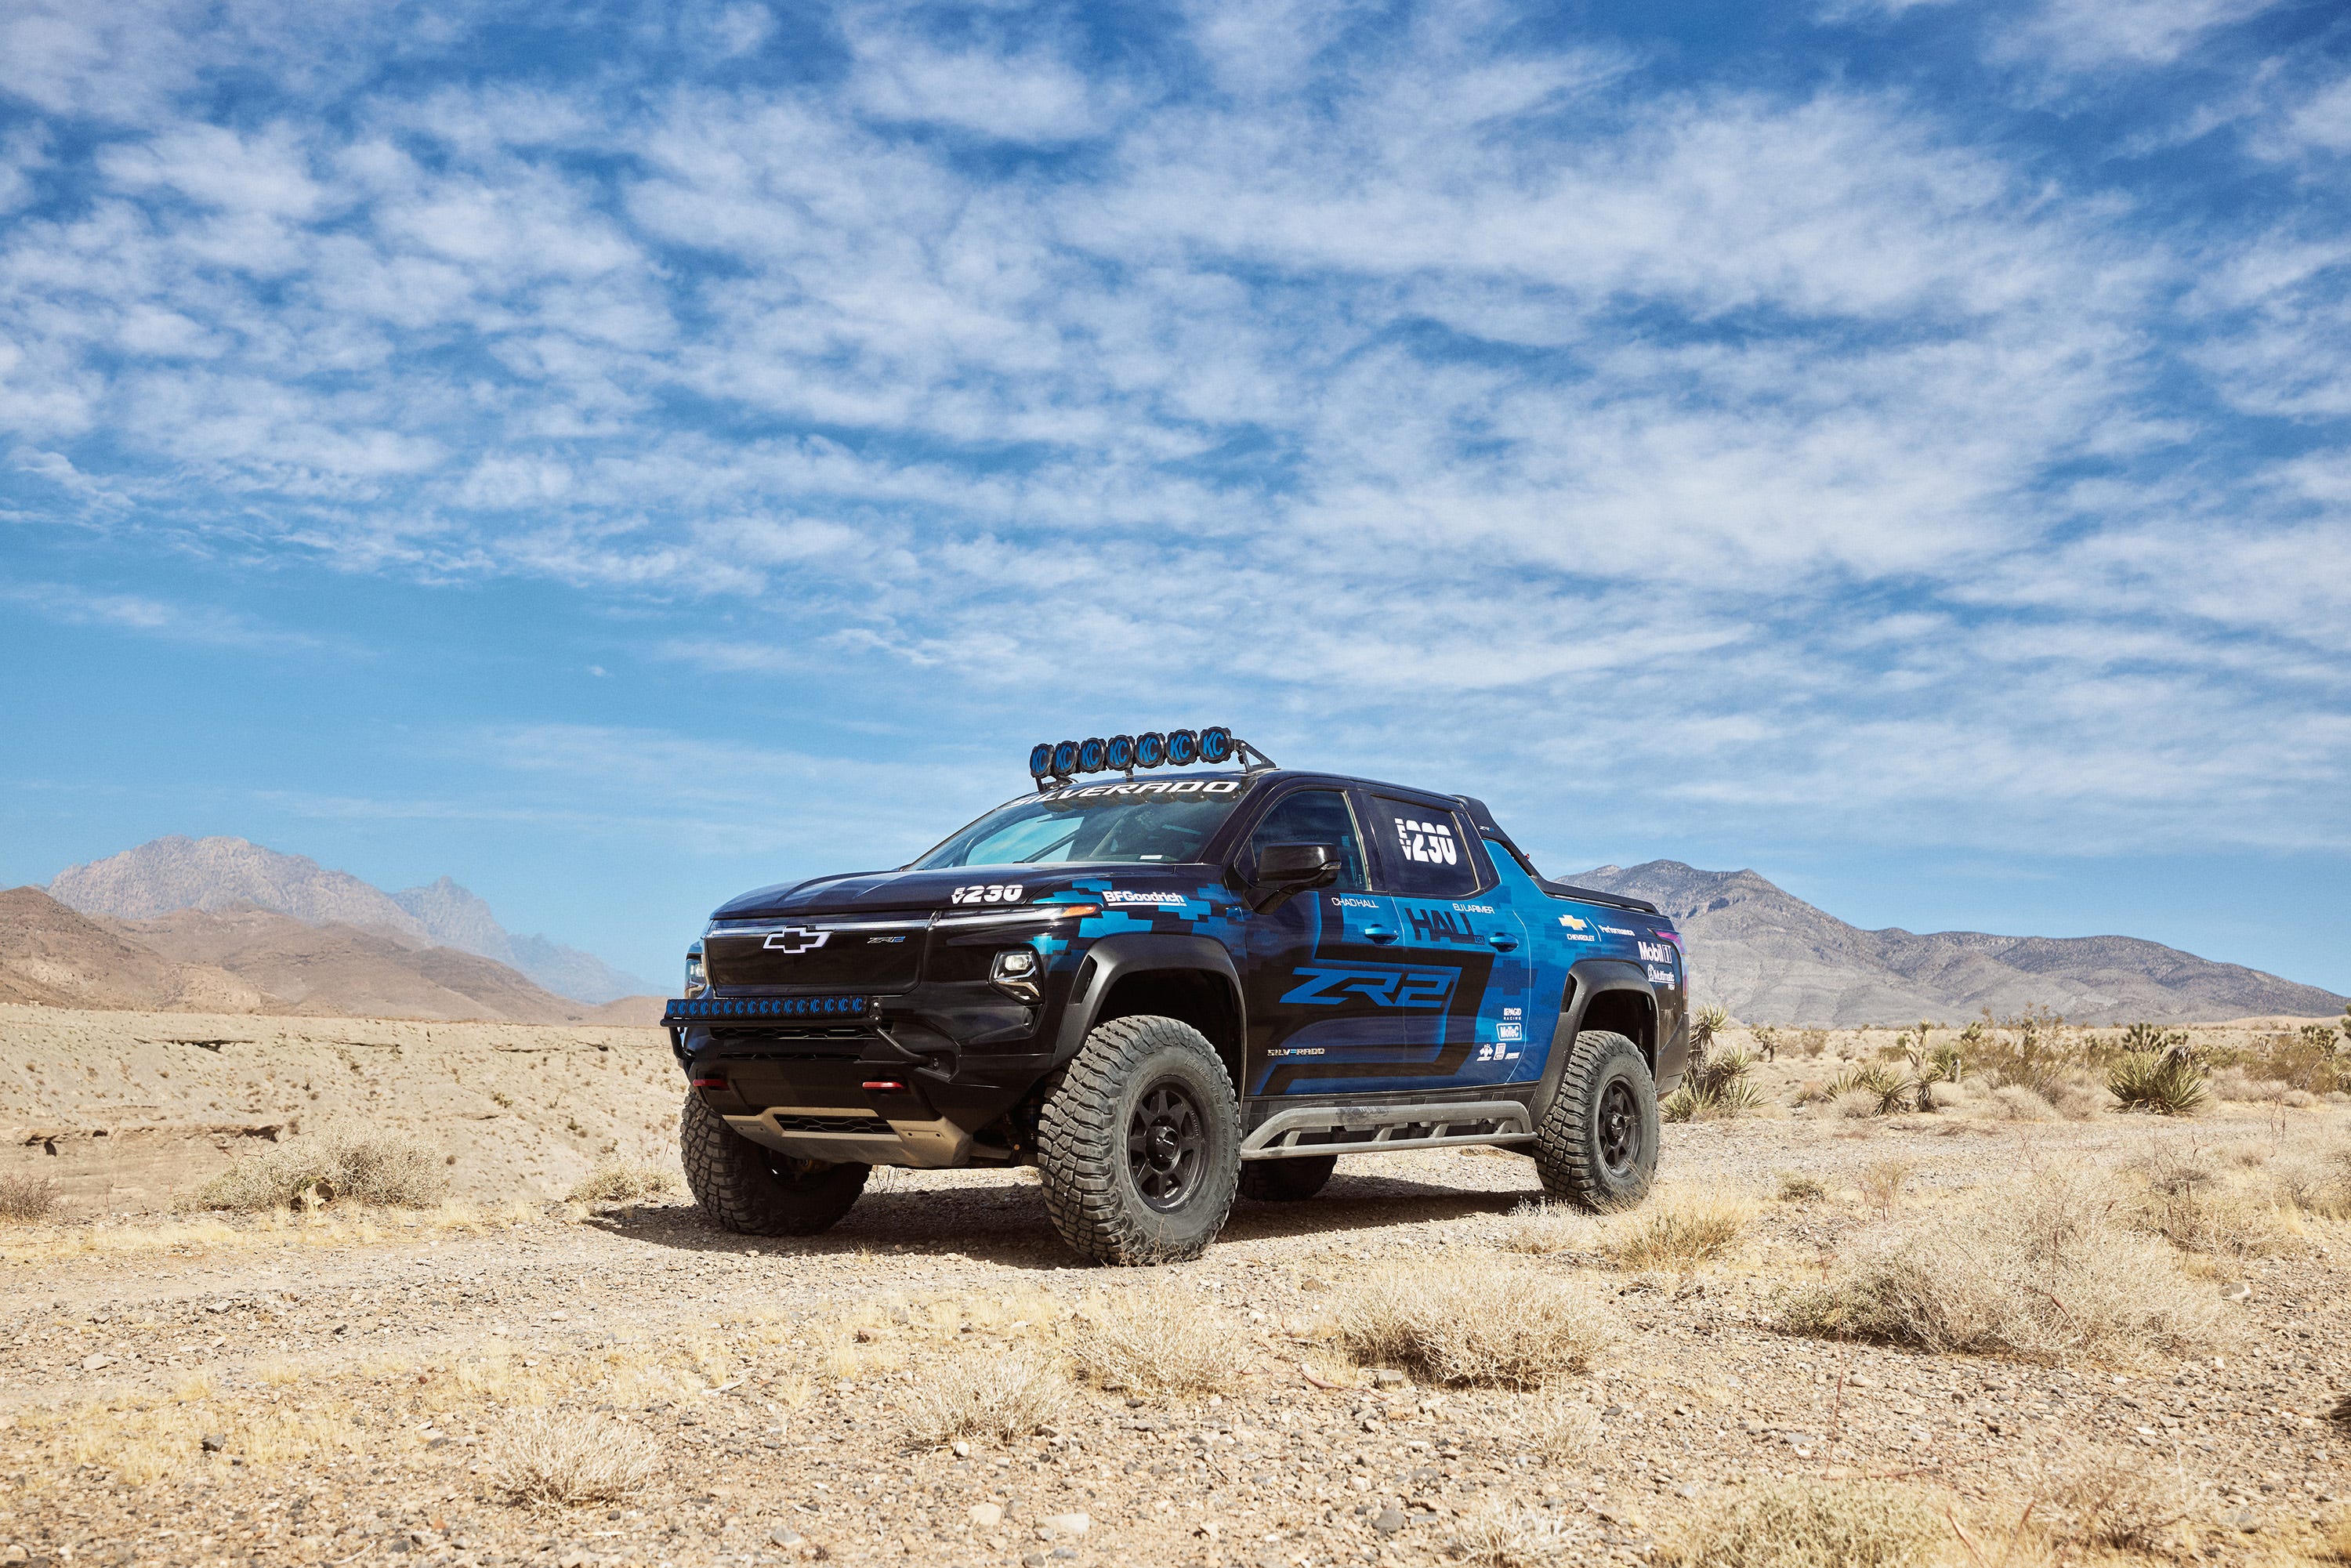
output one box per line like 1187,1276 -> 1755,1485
1134,731 -> 1168,768
1052,740 -> 1080,777
1166,728 -> 1199,766
1029,743 -> 1054,778
1198,726 -> 1234,764
1078,737 -> 1108,773
1105,734 -> 1136,771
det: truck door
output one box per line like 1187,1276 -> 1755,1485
1235,787 -> 1398,1097
1361,792 -> 1536,1090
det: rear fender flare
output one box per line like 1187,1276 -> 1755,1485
1531,960 -> 1661,1124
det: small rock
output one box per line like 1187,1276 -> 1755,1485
770,1526 -> 802,1548
1050,1552 -> 1077,1562
2219,1281 -> 2251,1302
1372,1508 -> 1407,1534
80,1354 -> 113,1371
1197,1522 -> 1219,1540
1371,1369 -> 1408,1390
200,1434 -> 227,1453
1040,1512 -> 1089,1539
969,1503 -> 1004,1528
951,1440 -> 970,1459
2222,1509 -> 2261,1533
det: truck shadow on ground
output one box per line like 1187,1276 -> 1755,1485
592,1169 -> 1547,1271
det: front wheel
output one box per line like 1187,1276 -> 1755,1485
679,1093 -> 870,1236
1035,1015 -> 1241,1266
1531,1030 -> 1659,1210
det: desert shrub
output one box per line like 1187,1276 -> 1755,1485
1335,1255 -> 1613,1389
1526,1393 -> 1600,1463
1777,1165 -> 2225,1363
1857,1160 -> 1912,1219
2117,1022 -> 2190,1056
900,1353 -> 1067,1446
2121,1146 -> 2295,1259
2231,1029 -> 2348,1095
1064,1285 -> 1252,1396
1970,1007 -> 2081,1098
1664,1048 -> 1764,1123
1659,1479 -> 1943,1568
1829,1089 -> 1881,1120
1795,1029 -> 1830,1059
483,1410 -> 660,1505
1776,1172 -> 1828,1204
2109,1051 -> 2210,1117
1604,1193 -> 1754,1272
0,1172 -> 61,1222
566,1160 -> 677,1205
2212,1066 -> 2287,1103
2271,1149 -> 2351,1220
1451,1498 -> 1573,1566
185,1133 -> 450,1211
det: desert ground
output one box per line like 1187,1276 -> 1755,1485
2,1009 -> 2348,1568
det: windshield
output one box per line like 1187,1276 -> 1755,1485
914,781 -> 1247,869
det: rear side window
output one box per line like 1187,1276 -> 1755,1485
1244,789 -> 1367,892
1371,797 -> 1480,898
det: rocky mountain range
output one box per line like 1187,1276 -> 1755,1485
0,885 -> 653,1023
48,838 -> 649,1005
1571,860 -> 2346,1027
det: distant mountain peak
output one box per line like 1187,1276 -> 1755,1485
49,836 -> 649,1005
1567,860 -> 2343,1026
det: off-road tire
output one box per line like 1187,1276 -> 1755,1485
1035,1015 -> 1241,1266
1532,1030 -> 1659,1210
1239,1154 -> 1337,1202
679,1093 -> 870,1237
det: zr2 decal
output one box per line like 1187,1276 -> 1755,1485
949,883 -> 1025,905
1280,964 -> 1456,1009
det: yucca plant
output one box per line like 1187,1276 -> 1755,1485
1662,1046 -> 1764,1123
1828,1062 -> 1914,1117
2108,1049 -> 2209,1117
2118,1021 -> 2190,1056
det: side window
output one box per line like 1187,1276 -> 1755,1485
1244,790 -> 1367,892
1371,798 -> 1481,898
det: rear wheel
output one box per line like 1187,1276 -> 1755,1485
1239,1154 -> 1337,1202
1531,1030 -> 1659,1210
1036,1015 -> 1241,1266
679,1093 -> 869,1236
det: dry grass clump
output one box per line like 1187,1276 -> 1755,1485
482,1410 -> 661,1505
1990,1085 -> 2059,1121
1498,1200 -> 1588,1255
0,1171 -> 62,1222
899,1352 -> 1067,1446
1451,1498 -> 1574,1565
1335,1255 -> 1613,1389
1775,1172 -> 1828,1204
2122,1145 -> 2299,1259
1857,1160 -> 1912,1219
565,1159 -> 678,1205
1778,1165 -> 2225,1363
1604,1193 -> 1754,1273
2029,1440 -> 2205,1552
185,1132 -> 450,1212
1063,1284 -> 1252,1396
1659,1479 -> 1944,1568
1525,1393 -> 1601,1464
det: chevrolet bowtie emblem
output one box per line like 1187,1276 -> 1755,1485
763,926 -> 831,954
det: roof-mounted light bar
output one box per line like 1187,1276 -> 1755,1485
1027,726 -> 1275,789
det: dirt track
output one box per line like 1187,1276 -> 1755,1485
2,1012 -> 2349,1568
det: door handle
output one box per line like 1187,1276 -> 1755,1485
1487,934 -> 1519,951
1363,925 -> 1397,944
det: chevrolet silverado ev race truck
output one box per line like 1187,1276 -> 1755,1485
664,728 -> 1688,1266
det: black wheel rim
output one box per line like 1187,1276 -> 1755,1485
1598,1078 -> 1641,1175
1127,1078 -> 1207,1211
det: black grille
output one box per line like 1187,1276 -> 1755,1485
771,1114 -> 893,1135
705,919 -> 924,991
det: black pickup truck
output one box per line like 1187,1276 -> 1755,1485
666,730 -> 1685,1265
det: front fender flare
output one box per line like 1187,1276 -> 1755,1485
1050,932 -> 1247,1068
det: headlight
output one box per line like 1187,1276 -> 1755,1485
683,940 -> 708,998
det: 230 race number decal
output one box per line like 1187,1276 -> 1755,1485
950,883 -> 1025,905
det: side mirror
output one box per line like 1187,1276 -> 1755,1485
1248,842 -> 1340,910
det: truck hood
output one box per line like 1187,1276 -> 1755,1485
710,864 -> 1215,921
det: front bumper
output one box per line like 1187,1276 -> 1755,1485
664,979 -> 1063,1169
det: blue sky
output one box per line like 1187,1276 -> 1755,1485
2,0 -> 2347,998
